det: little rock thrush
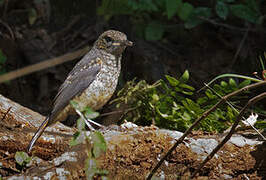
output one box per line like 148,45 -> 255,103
27,30 -> 132,152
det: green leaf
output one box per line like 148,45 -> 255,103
84,107 -> 99,119
91,131 -> 107,158
185,7 -> 212,28
181,91 -> 193,95
179,70 -> 189,82
174,86 -> 182,92
70,100 -> 80,111
15,152 -> 31,166
220,81 -> 228,87
28,8 -> 37,25
77,117 -> 86,131
238,79 -> 251,88
145,22 -> 164,41
166,0 -> 180,19
255,120 -> 266,129
165,75 -> 180,86
197,97 -> 208,105
156,107 -> 169,118
69,131 -> 86,146
178,2 -> 194,21
181,111 -> 191,121
152,94 -> 159,101
179,83 -> 195,91
229,78 -> 237,87
216,1 -> 229,20
205,89 -> 216,99
230,4 -> 259,24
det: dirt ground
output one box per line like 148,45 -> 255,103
0,103 -> 265,179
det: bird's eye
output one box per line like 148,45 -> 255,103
104,36 -> 113,43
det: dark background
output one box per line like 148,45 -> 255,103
0,0 -> 265,116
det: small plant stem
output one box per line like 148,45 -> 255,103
75,109 -> 104,130
248,123 -> 266,141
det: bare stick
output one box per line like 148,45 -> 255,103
1,106 -> 11,121
199,17 -> 262,33
146,81 -> 266,180
0,46 -> 90,83
191,92 -> 266,178
0,18 -> 14,39
230,26 -> 250,70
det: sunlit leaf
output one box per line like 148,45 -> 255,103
179,83 -> 195,91
28,8 -> 38,25
15,152 -> 31,166
220,81 -> 228,87
84,107 -> 99,119
165,75 -> 180,86
180,70 -> 189,82
238,79 -> 251,88
229,78 -> 237,87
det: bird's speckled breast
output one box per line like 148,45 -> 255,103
74,53 -> 121,111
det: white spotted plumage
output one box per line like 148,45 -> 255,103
27,30 -> 132,152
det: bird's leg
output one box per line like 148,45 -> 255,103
74,109 -> 104,130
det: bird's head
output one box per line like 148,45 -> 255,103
95,30 -> 133,56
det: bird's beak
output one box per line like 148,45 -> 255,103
125,40 -> 133,46
112,40 -> 133,47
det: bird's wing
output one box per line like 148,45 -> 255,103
49,54 -> 102,121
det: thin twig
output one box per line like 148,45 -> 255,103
0,18 -> 14,40
199,17 -> 262,33
230,25 -> 250,70
99,107 -> 137,117
191,92 -> 266,178
0,46 -> 90,83
204,83 -> 239,113
205,82 -> 266,140
146,81 -> 266,180
1,107 -> 11,121
245,118 -> 266,141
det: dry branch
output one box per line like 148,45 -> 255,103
0,46 -> 90,83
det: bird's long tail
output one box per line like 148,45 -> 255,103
27,117 -> 50,152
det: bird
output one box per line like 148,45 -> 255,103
27,30 -> 133,152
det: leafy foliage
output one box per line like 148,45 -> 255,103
112,71 -> 258,132
69,101 -> 108,179
15,151 -> 31,167
85,131 -> 108,180
97,0 -> 263,41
